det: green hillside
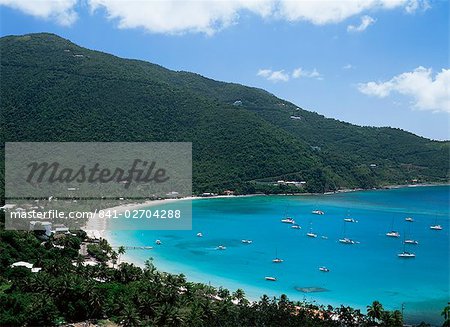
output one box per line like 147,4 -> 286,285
1,33 -> 448,194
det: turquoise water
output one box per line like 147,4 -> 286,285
108,185 -> 450,325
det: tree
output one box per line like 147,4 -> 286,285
232,288 -> 247,305
442,304 -> 450,327
118,304 -> 141,327
391,309 -> 403,327
153,303 -> 185,327
367,300 -> 384,324
380,310 -> 393,326
118,245 -> 126,265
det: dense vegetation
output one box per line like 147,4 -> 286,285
1,33 -> 448,196
6,210 -> 444,327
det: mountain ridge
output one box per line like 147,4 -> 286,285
1,33 -> 448,194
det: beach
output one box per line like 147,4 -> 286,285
97,186 -> 449,325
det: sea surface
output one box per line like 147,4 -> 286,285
107,185 -> 449,325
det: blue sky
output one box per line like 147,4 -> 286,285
1,0 -> 448,140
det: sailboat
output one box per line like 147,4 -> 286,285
281,217 -> 295,224
430,215 -> 443,230
404,223 -> 419,245
272,249 -> 284,263
386,216 -> 400,237
398,251 -> 416,258
398,234 -> 416,258
306,222 -> 317,238
281,205 -> 295,224
339,221 -> 356,244
386,231 -> 400,237
344,210 -> 358,223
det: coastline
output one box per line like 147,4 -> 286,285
83,182 -> 449,239
86,185 -> 448,326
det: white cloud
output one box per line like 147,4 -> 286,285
343,64 -> 354,70
292,67 -> 322,79
257,69 -> 290,82
258,67 -> 323,82
0,0 -> 430,34
89,0 -> 273,36
347,15 -> 376,32
0,0 -> 78,26
405,0 -> 431,13
358,67 -> 450,113
275,0 -> 425,25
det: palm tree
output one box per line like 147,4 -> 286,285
367,300 -> 384,324
86,286 -> 103,319
153,303 -> 185,327
118,304 -> 141,327
118,245 -> 126,264
442,304 -> 450,327
233,288 -> 247,305
391,309 -> 403,326
380,310 -> 393,326
110,251 -> 118,269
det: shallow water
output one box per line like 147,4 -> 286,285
108,185 -> 450,325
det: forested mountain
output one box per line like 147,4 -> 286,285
1,33 -> 448,194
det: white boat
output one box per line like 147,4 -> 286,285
272,258 -> 284,263
339,237 -> 355,244
241,239 -> 252,244
386,231 -> 400,238
312,210 -> 324,215
265,276 -> 277,281
339,222 -> 356,244
404,239 -> 419,245
405,217 -> 414,222
344,218 -> 357,223
291,224 -> 301,229
307,232 -> 317,238
155,240 -> 162,245
281,217 -> 295,224
196,232 -> 203,237
430,224 -> 443,230
398,235 -> 416,258
216,245 -> 226,250
319,266 -> 330,272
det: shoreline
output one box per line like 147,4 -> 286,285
89,184 -> 447,326
83,182 -> 449,239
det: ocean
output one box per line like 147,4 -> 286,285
107,185 -> 449,325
